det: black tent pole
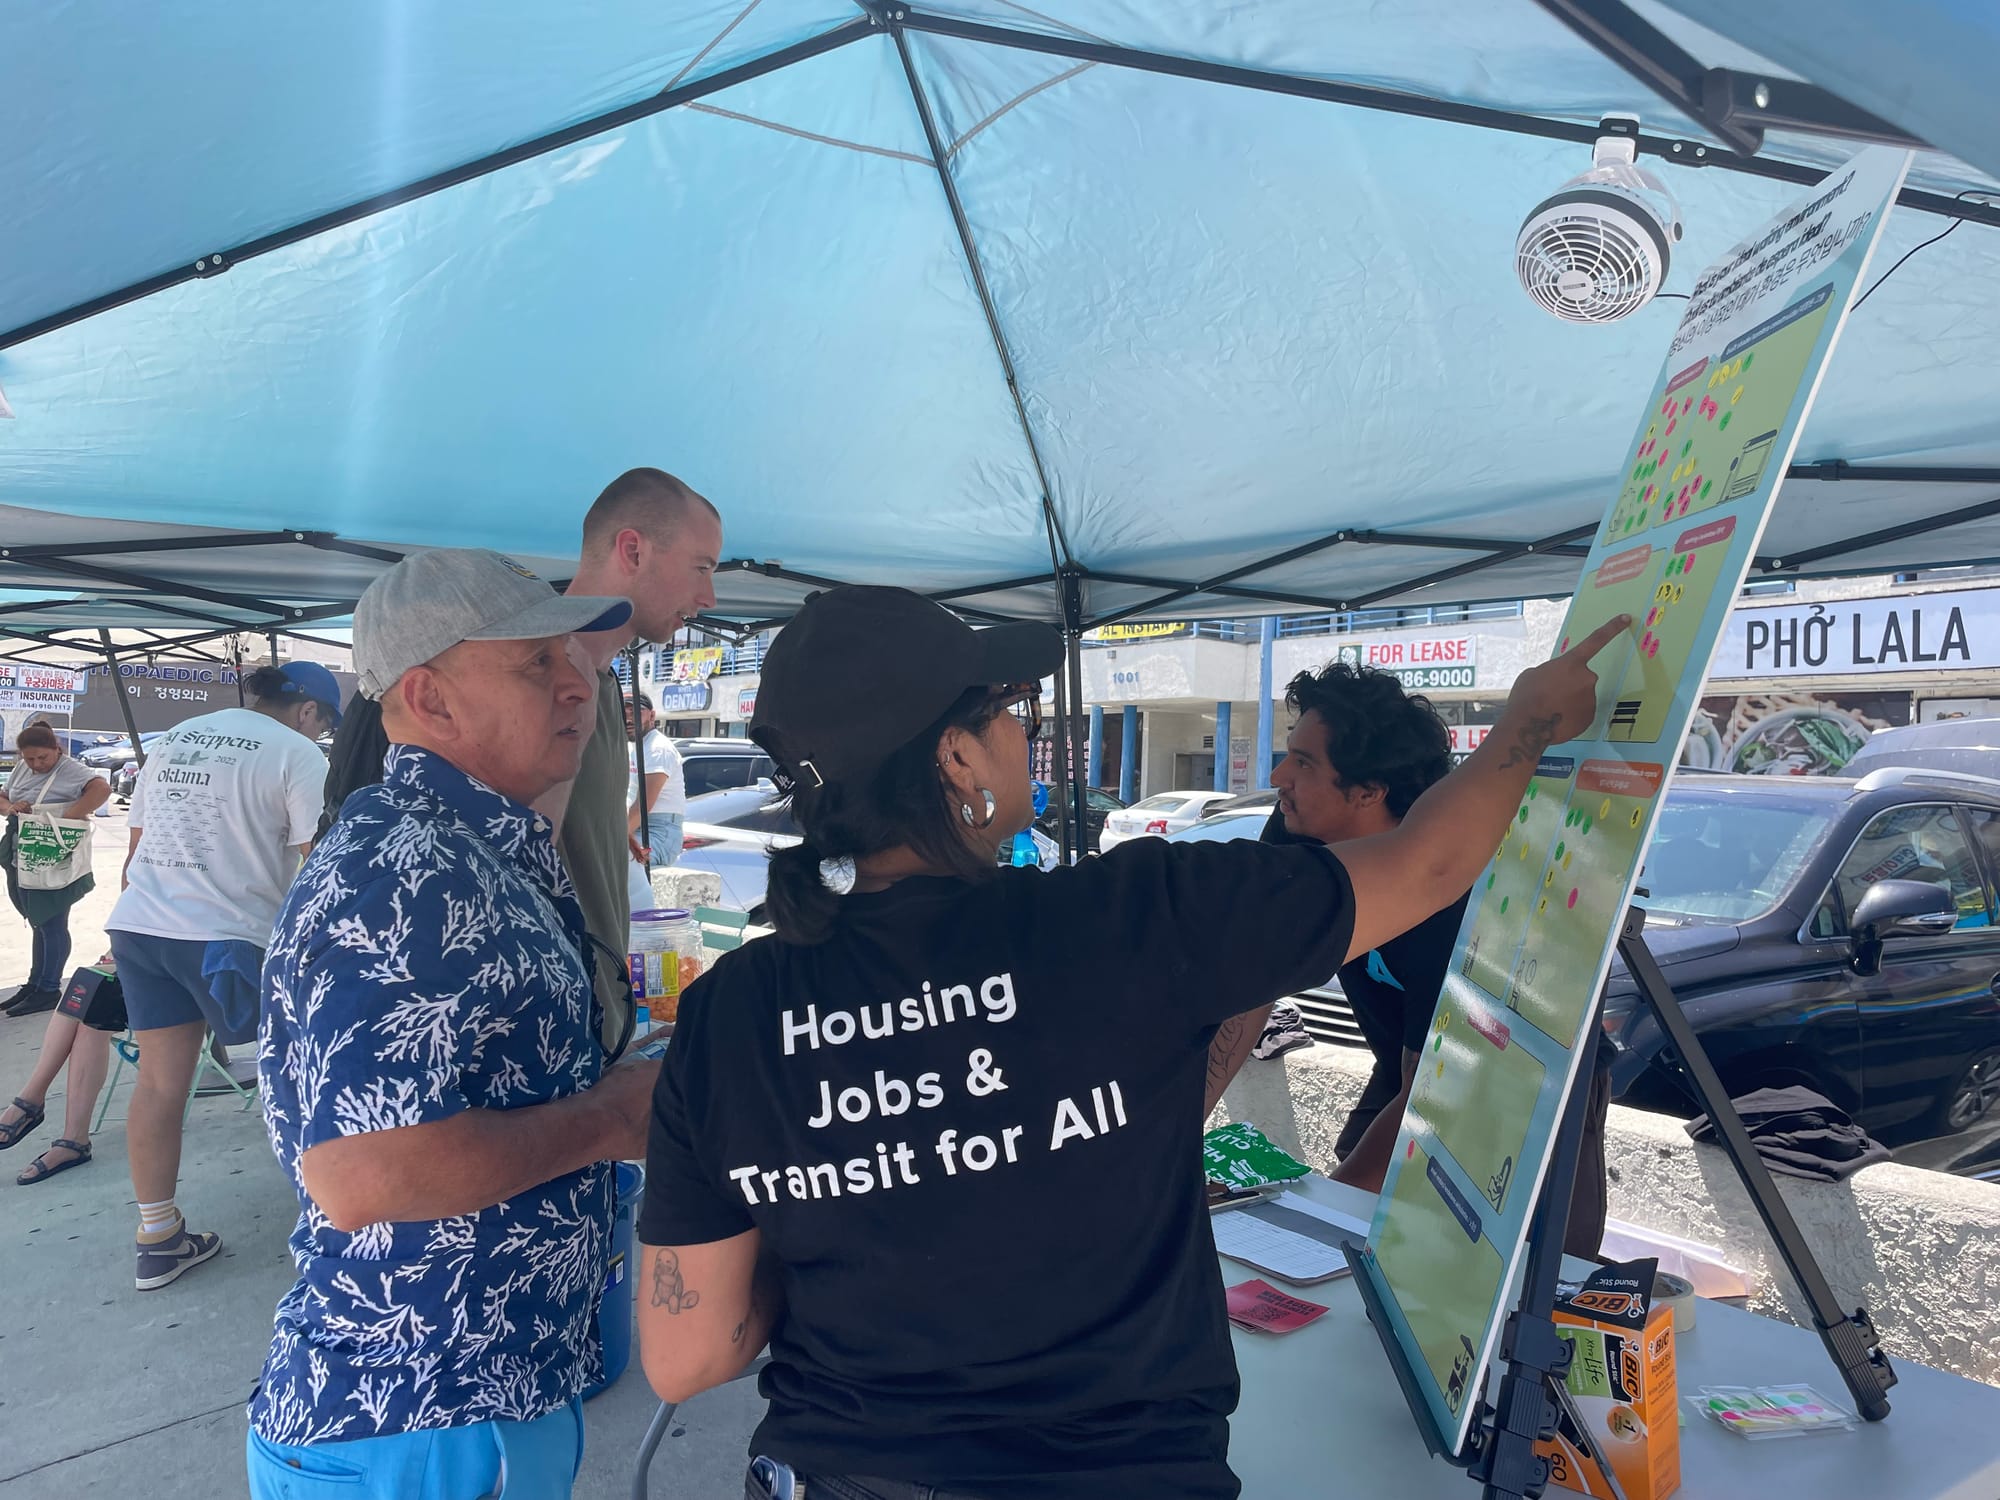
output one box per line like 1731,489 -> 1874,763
96,629 -> 146,765
1049,630 -> 1075,862
1061,571 -> 1089,859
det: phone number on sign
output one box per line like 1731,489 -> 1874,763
1391,665 -> 1475,690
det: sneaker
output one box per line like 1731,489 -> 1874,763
2,985 -> 59,1017
135,1222 -> 224,1290
1252,1002 -> 1312,1061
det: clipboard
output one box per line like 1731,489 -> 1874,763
1212,1191 -> 1369,1286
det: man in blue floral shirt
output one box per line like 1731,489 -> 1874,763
250,549 -> 660,1499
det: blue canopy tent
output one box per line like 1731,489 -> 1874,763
3,0 -> 1999,838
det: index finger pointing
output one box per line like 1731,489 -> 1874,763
1566,614 -> 1633,662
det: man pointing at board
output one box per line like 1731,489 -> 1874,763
1207,658 -> 1610,1256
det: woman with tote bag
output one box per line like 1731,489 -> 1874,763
0,723 -> 113,1183
1,723 -> 110,1014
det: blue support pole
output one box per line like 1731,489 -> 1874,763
1214,701 -> 1232,792
1088,704 -> 1104,788
1120,705 -> 1139,803
1255,617 -> 1277,789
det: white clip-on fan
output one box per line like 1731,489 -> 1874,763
1517,119 -> 1684,323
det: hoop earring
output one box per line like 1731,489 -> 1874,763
960,789 -> 997,829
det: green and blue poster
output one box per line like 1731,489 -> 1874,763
1357,146 -> 1913,1455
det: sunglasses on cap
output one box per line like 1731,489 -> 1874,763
993,682 -> 1043,739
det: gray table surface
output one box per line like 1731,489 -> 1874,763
1224,1176 -> 2000,1500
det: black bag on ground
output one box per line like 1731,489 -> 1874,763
57,966 -> 127,1032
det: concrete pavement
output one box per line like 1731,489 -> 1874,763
0,809 -> 760,1497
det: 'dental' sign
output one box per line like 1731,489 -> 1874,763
1716,587 -> 2000,678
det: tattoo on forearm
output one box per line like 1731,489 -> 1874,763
651,1250 -> 701,1314
1498,713 -> 1562,770
1207,1019 -> 1243,1090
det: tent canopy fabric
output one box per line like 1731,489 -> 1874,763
3,1 -> 1999,637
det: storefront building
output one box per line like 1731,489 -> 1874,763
1699,577 -> 2000,773
1074,573 -> 2000,802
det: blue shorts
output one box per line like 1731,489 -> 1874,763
109,931 -> 260,1045
246,1399 -> 583,1499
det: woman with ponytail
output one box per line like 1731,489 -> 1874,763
636,585 -> 1625,1499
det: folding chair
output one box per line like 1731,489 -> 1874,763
93,1027 -> 257,1131
631,1356 -> 770,1500
694,906 -> 751,958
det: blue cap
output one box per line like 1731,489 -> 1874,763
276,660 -> 345,728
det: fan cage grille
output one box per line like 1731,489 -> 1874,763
1516,198 -> 1667,324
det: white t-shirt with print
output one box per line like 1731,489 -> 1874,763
109,708 -> 328,945
626,730 -> 686,817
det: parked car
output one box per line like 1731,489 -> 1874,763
675,737 -> 777,798
683,781 -> 785,828
82,731 -> 167,772
1036,786 -> 1125,852
676,792 -> 800,916
1170,770 -> 2000,1151
47,729 -> 122,759
1605,767 -> 2000,1143
1839,716 -> 2000,783
1097,789 -> 1240,851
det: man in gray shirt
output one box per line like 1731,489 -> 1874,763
553,468 -> 722,1056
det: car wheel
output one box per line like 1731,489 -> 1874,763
1940,1050 -> 2000,1134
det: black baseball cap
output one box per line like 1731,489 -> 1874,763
751,586 -> 1061,791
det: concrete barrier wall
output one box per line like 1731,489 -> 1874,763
1215,1044 -> 2000,1389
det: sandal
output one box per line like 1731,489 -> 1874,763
0,1097 -> 45,1149
17,1138 -> 91,1184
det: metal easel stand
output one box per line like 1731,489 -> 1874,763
1612,905 -> 1896,1419
1350,905 -> 1895,1500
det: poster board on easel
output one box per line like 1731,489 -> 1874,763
1353,145 -> 1914,1457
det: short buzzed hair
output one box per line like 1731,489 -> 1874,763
581,468 -> 717,555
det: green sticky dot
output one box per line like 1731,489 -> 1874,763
1702,480 -> 1713,499
1500,896 -> 1510,913
1527,782 -> 1538,799
1566,809 -> 1578,826
1556,841 -> 1566,860
1518,807 -> 1529,823
1582,816 -> 1594,834
1720,411 -> 1732,430
1743,352 -> 1754,368
1434,1035 -> 1443,1053
1682,439 -> 1693,456
1486,872 -> 1496,890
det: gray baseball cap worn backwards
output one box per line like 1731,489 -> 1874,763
353,547 -> 632,699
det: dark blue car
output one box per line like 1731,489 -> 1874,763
1607,768 -> 2000,1142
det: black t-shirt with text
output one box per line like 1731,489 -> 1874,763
639,839 -> 1355,1498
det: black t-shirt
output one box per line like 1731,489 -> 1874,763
1259,807 -> 1466,1070
639,838 -> 1355,1498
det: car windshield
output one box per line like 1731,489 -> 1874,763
1639,791 -> 1837,922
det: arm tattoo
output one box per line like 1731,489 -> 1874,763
650,1249 -> 701,1314
1497,713 -> 1562,770
1207,1018 -> 1244,1090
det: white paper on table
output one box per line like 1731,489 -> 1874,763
1212,1207 -> 1354,1284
